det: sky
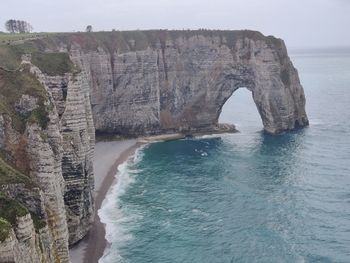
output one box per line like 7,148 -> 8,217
1,0 -> 350,48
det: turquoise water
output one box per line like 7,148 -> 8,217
100,49 -> 350,263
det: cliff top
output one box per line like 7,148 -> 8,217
0,30 -> 282,70
0,29 -> 274,44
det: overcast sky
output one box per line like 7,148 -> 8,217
1,0 -> 349,48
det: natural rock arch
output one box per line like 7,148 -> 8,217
168,48 -> 309,135
216,86 -> 258,128
218,86 -> 262,128
67,30 -> 309,135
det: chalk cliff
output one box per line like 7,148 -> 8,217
0,30 -> 308,263
61,30 -> 308,135
0,57 -> 93,261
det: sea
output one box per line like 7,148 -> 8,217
99,48 -> 350,263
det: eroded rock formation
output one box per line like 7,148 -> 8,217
62,30 -> 308,135
0,30 -> 308,263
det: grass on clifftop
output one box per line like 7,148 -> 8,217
0,44 -> 76,75
0,45 -> 22,70
0,33 -> 77,75
57,30 -> 267,53
0,30 -> 276,73
0,32 -> 50,43
0,41 -> 38,70
31,52 -> 75,76
0,66 -> 50,132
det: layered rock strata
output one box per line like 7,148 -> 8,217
30,65 -> 95,245
61,30 -> 308,135
0,213 -> 55,263
0,59 -> 94,262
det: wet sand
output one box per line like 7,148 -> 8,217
69,139 -> 141,263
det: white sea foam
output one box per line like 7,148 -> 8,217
196,134 -> 222,139
98,145 -> 146,263
309,119 -> 323,125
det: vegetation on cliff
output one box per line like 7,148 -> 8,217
0,194 -> 28,224
0,30 -> 274,69
0,32 -> 48,45
0,35 -> 76,75
41,29 -> 269,53
0,218 -> 11,242
0,193 -> 28,241
0,41 -> 56,243
31,52 -> 75,76
0,157 -> 34,187
0,158 -> 43,240
0,192 -> 46,241
0,66 -> 50,132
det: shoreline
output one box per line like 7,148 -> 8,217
69,130 -> 235,263
69,140 -> 143,263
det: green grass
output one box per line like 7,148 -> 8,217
0,194 -> 28,224
0,32 -> 50,44
7,29 -> 268,54
30,212 -> 46,232
0,193 -> 46,241
31,52 -> 75,76
0,66 -> 50,132
0,30 -> 278,73
0,45 -> 22,70
0,190 -> 46,242
91,29 -> 267,52
0,41 -> 38,70
0,157 -> 35,187
0,33 -> 77,75
0,217 -> 11,242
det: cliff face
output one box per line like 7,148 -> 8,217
31,66 -> 95,245
0,63 -> 68,262
0,53 -> 94,261
0,30 -> 308,262
61,30 -> 308,135
0,212 -> 54,263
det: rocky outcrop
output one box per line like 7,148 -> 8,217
0,214 -> 55,263
0,184 -> 58,262
30,65 -> 95,246
26,121 -> 70,262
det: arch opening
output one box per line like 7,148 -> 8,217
218,87 -> 263,132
